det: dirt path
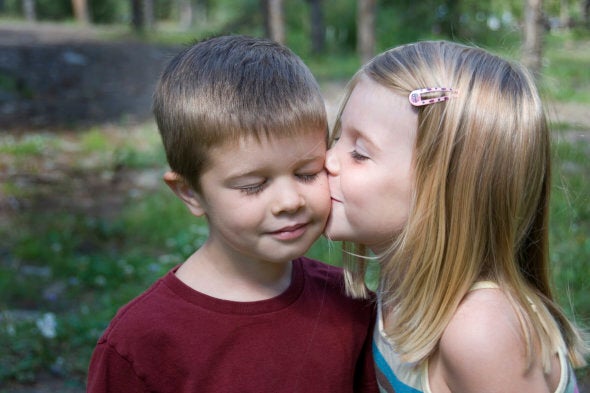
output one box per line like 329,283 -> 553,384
0,22 -> 180,130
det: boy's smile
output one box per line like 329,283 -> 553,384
191,129 -> 330,268
267,223 -> 309,241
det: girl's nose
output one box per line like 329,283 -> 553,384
325,149 -> 340,175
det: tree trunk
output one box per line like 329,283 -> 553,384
357,0 -> 376,64
131,0 -> 143,31
72,0 -> 90,24
559,0 -> 570,28
178,0 -> 193,29
197,0 -> 209,22
307,0 -> 325,54
143,0 -> 155,30
22,0 -> 36,22
583,0 -> 590,27
522,0 -> 544,77
264,0 -> 285,44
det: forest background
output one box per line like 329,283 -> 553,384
0,0 -> 589,392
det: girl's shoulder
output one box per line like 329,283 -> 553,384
440,285 -> 522,358
433,286 -> 555,392
439,285 -> 523,363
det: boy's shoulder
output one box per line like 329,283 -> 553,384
96,259 -> 373,347
296,256 -> 343,286
297,255 -> 342,274
296,256 -> 375,304
96,269 -> 179,345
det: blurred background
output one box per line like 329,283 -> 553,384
0,0 -> 588,391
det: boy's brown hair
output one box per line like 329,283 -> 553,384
153,35 -> 327,192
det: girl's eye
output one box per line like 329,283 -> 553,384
350,150 -> 369,161
297,173 -> 320,183
238,182 -> 266,195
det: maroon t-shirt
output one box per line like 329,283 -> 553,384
87,257 -> 378,393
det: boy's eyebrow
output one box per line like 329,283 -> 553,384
227,154 -> 325,180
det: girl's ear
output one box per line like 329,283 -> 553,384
163,171 -> 206,217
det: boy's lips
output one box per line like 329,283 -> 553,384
330,196 -> 342,203
269,223 -> 308,240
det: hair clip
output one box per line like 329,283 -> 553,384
409,87 -> 457,107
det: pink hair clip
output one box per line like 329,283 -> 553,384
409,87 -> 457,107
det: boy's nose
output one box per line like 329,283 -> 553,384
325,149 -> 340,175
271,182 -> 306,215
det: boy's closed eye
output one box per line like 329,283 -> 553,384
235,170 -> 322,196
237,181 -> 267,195
296,172 -> 321,183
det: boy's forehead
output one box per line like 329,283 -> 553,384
215,128 -> 326,150
207,131 -> 326,172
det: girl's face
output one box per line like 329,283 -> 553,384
324,76 -> 418,254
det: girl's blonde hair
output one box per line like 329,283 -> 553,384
335,41 -> 587,370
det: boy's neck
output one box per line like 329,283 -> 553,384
174,245 -> 293,302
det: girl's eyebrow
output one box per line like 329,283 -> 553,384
353,127 -> 381,153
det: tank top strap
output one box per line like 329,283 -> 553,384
469,280 -> 499,291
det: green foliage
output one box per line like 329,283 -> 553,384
89,0 -> 129,24
550,135 -> 590,320
543,34 -> 590,103
2,114 -> 589,385
1,10 -> 590,385
37,0 -> 72,21
11,0 -> 73,21
0,315 -> 59,383
0,185 -> 197,383
372,0 -> 522,50
305,53 -> 360,80
321,0 -> 357,53
282,1 -> 315,54
1,0 -> 589,57
0,133 -> 56,156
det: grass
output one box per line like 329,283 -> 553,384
550,131 -> 590,321
0,32 -> 589,388
543,32 -> 590,103
1,121 -> 587,387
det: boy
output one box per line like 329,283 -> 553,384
87,35 -> 377,393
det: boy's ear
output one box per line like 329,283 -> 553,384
163,171 -> 206,217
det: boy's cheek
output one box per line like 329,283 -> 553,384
316,172 -> 331,200
319,179 -> 332,219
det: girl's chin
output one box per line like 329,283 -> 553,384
323,218 -> 344,241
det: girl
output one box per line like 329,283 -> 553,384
325,41 -> 587,393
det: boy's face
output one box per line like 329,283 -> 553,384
194,130 -> 330,265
